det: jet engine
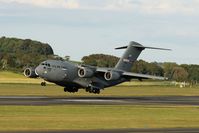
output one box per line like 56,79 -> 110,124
104,71 -> 120,81
24,67 -> 38,78
78,67 -> 94,78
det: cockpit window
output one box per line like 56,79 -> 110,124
62,66 -> 67,69
40,62 -> 50,67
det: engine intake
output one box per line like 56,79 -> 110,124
24,67 -> 38,78
78,67 -> 94,78
104,71 -> 120,81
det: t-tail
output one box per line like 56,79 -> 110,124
115,41 -> 171,72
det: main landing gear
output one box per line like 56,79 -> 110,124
85,87 -> 100,94
64,87 -> 79,93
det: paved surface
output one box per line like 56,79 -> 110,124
1,96 -> 199,132
0,96 -> 199,106
2,128 -> 199,133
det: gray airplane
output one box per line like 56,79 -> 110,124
24,41 -> 170,94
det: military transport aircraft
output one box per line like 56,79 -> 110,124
24,41 -> 170,94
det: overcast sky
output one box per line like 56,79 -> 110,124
0,0 -> 199,64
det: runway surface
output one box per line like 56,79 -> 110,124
2,128 -> 199,133
1,96 -> 199,133
0,96 -> 199,105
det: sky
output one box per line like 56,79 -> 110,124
0,0 -> 199,64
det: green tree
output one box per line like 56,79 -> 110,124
132,60 -> 164,76
181,64 -> 199,82
147,62 -> 164,76
132,60 -> 148,74
172,67 -> 189,82
82,54 -> 119,67
0,37 -> 54,71
162,62 -> 178,79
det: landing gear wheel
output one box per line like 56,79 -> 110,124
86,88 -> 90,92
94,89 -> 100,94
64,87 -> 79,93
85,87 -> 100,94
41,82 -> 46,86
96,89 -> 100,94
64,87 -> 67,92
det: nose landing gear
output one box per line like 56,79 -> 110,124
41,81 -> 46,86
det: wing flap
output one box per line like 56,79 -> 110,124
123,72 -> 167,80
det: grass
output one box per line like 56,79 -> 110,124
0,71 -> 23,78
0,70 -> 198,97
0,105 -> 199,131
0,71 -> 43,84
0,71 -> 199,131
0,83 -> 198,97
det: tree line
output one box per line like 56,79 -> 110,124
0,37 -> 198,82
0,37 -> 54,71
82,54 -> 199,82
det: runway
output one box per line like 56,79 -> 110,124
2,128 -> 199,133
1,96 -> 199,133
0,96 -> 199,106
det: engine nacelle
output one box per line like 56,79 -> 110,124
78,67 -> 94,78
24,67 -> 38,78
104,71 -> 121,81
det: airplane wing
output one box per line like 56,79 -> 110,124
95,67 -> 112,72
122,72 -> 167,80
79,65 -> 111,73
81,65 -> 167,80
96,68 -> 166,80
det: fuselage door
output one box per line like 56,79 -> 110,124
62,67 -> 68,80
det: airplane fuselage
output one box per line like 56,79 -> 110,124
24,41 -> 168,94
32,60 -> 127,93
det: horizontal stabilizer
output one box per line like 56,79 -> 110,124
115,41 -> 171,72
115,46 -> 128,50
115,41 -> 171,51
134,45 -> 171,51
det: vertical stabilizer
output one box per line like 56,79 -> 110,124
115,41 -> 144,72
115,41 -> 171,72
